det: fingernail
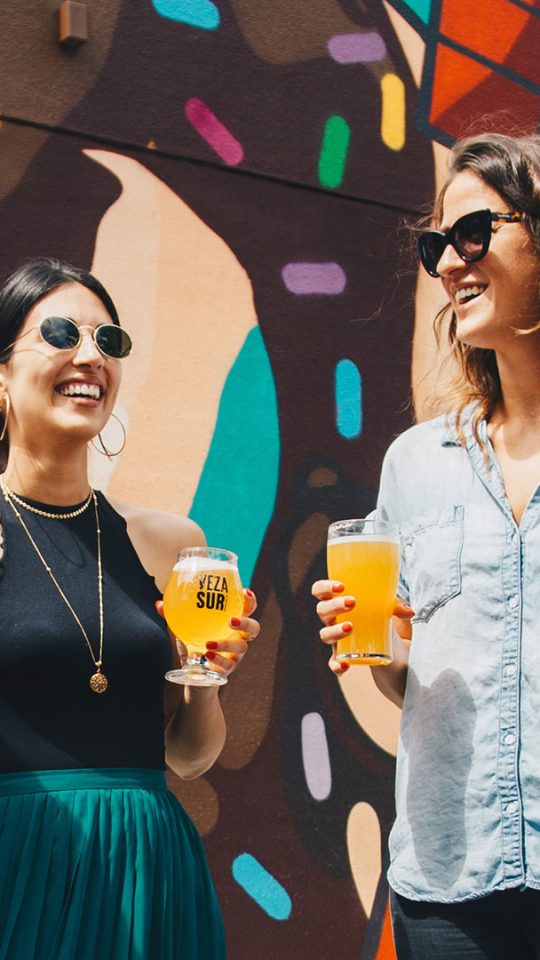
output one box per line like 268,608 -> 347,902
230,617 -> 241,627
332,584 -> 344,593
205,651 -> 216,661
154,600 -> 162,612
342,623 -> 353,634
340,662 -> 350,672
245,589 -> 254,598
206,642 -> 218,650
344,598 -> 355,609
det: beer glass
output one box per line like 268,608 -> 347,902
164,546 -> 244,686
327,518 -> 400,666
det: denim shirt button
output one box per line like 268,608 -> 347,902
507,595 -> 519,609
506,800 -> 519,814
503,732 -> 516,746
506,663 -> 517,677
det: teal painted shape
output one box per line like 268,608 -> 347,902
151,0 -> 220,29
395,0 -> 431,25
189,328 -> 279,586
232,853 -> 292,920
335,358 -> 362,439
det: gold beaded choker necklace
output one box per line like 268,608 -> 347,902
1,481 -> 93,519
0,480 -> 108,693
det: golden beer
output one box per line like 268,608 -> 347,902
327,520 -> 400,666
164,547 -> 244,686
164,557 -> 244,655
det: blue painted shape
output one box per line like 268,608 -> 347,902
151,0 -> 220,29
189,328 -> 279,586
335,359 -> 362,439
232,853 -> 292,920
396,0 -> 431,25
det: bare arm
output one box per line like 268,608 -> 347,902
369,613 -> 411,708
111,499 -> 259,779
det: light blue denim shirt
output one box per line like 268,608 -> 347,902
376,410 -> 540,903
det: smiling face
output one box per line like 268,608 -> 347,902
437,170 -> 540,354
0,281 -> 122,455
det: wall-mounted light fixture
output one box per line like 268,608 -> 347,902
57,1 -> 88,47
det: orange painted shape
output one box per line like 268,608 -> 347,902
376,899 -> 396,960
440,0 -> 529,65
430,44 -> 491,119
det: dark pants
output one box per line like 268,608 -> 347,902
390,888 -> 540,960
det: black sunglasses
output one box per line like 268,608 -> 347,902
417,208 -> 523,278
4,315 -> 132,359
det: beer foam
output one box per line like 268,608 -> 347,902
328,534 -> 399,545
173,556 -> 237,572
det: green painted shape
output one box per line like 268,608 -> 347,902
318,115 -> 351,190
396,0 -> 431,25
189,327 -> 279,587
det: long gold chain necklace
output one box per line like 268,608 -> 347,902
0,481 -> 108,693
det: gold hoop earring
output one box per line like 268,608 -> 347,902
0,394 -> 10,443
90,412 -> 126,459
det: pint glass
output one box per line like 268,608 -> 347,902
327,518 -> 400,666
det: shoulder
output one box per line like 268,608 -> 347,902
384,414 -> 453,462
378,414 -> 466,517
107,498 -> 205,591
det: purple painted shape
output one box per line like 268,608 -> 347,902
185,97 -> 244,165
327,32 -> 387,64
282,262 -> 347,295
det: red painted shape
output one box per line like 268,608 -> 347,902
440,0 -> 529,64
375,899 -> 396,960
438,0 -> 540,86
430,44 -> 491,117
185,97 -> 244,166
430,46 -> 540,139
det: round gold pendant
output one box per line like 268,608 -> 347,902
89,671 -> 108,693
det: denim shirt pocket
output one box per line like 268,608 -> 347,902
402,505 -> 464,622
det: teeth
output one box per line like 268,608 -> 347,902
58,383 -> 101,399
455,285 -> 485,303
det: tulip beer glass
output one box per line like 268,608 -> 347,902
164,546 -> 244,686
327,518 -> 400,666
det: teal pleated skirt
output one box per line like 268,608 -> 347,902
0,768 -> 226,960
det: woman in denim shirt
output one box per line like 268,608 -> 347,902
314,132 -> 540,958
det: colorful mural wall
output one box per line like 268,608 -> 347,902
0,0 -> 538,956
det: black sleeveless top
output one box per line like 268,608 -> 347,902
0,491 -> 172,773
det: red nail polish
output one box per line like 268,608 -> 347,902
206,642 -> 218,650
205,651 -> 216,661
332,584 -> 344,593
344,598 -> 355,609
342,624 -> 353,634
245,589 -> 254,598
340,662 -> 349,672
230,617 -> 241,627
154,600 -> 161,611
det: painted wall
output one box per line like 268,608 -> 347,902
0,1 -> 538,956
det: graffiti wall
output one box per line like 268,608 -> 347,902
0,0 -> 538,956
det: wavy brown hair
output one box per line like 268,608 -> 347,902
424,132 -> 540,443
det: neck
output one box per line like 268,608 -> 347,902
491,344 -> 540,427
3,446 -> 91,505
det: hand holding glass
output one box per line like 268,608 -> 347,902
163,546 -> 244,686
327,518 -> 400,666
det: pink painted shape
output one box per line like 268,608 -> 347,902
327,32 -> 387,64
185,97 -> 244,166
282,262 -> 347,295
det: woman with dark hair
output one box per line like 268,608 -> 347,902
313,133 -> 540,957
0,257 -> 259,959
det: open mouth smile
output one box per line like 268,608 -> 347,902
454,285 -> 487,306
55,382 -> 104,401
